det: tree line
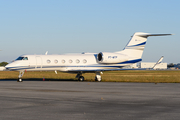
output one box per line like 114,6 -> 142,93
167,63 -> 180,68
0,62 -> 8,66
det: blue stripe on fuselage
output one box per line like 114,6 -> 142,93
118,59 -> 142,64
6,59 -> 142,71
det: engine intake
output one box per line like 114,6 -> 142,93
97,52 -> 128,64
98,53 -> 103,61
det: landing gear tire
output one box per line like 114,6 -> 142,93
95,72 -> 102,82
18,71 -> 24,82
79,76 -> 84,82
17,78 -> 23,82
95,77 -> 98,81
95,76 -> 101,82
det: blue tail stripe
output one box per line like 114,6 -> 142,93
127,42 -> 146,47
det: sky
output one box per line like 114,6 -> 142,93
0,0 -> 179,63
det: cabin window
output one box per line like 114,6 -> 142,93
16,57 -> 28,61
76,59 -> 80,63
69,59 -> 73,63
16,57 -> 24,60
62,60 -> 65,63
83,59 -> 87,63
23,57 -> 28,60
54,60 -> 58,63
47,60 -> 51,63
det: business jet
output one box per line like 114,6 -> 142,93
4,32 -> 172,82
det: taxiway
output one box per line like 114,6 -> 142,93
0,81 -> 180,120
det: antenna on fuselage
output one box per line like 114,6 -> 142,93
45,51 -> 48,55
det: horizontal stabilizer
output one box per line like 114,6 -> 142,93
137,33 -> 172,38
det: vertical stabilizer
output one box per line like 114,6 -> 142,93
116,32 -> 172,59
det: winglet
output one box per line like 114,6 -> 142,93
45,51 -> 48,55
152,56 -> 164,69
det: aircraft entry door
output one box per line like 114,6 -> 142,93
36,56 -> 42,69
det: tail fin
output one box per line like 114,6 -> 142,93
116,32 -> 172,59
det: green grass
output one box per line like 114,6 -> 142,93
0,70 -> 180,83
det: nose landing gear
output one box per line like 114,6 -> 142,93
17,71 -> 24,82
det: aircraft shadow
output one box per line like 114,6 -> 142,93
0,78 -> 78,82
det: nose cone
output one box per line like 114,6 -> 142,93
5,61 -> 26,71
5,62 -> 17,71
5,64 -> 12,70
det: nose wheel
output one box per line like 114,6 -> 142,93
17,71 -> 24,82
17,78 -> 23,82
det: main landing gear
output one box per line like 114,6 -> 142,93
76,73 -> 84,82
17,71 -> 24,82
95,72 -> 102,82
76,72 -> 102,82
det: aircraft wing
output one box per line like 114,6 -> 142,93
67,56 -> 164,73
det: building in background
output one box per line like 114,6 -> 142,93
122,63 -> 138,69
124,62 -> 168,69
138,62 -> 167,70
0,67 -> 5,71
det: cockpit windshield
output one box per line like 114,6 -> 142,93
16,57 -> 28,61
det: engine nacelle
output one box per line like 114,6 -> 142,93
97,52 -> 129,64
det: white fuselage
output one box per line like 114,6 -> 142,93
5,53 -> 139,72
